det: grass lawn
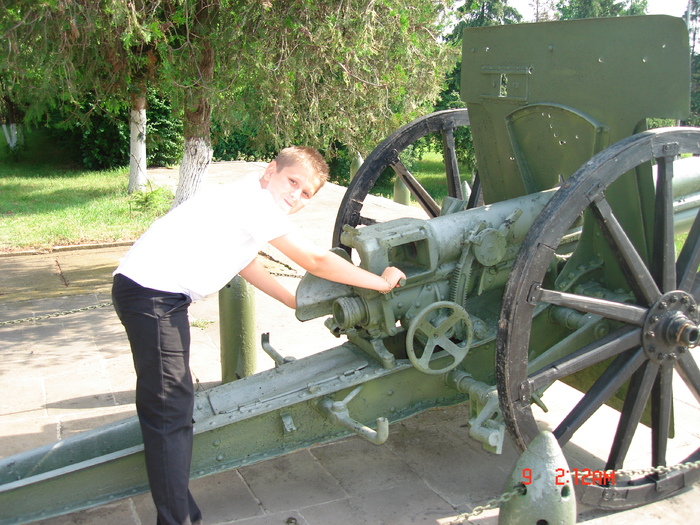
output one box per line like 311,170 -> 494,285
0,130 -> 173,252
370,150 -> 473,205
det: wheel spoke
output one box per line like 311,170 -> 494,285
676,350 -> 700,404
606,359 -> 660,470
417,342 -> 435,368
554,348 -> 647,445
589,194 -> 661,306
497,129 -> 700,509
435,311 -> 460,337
537,287 -> 647,325
442,126 -> 463,199
651,363 -> 674,467
652,156 -> 676,292
529,325 -> 641,391
677,210 -> 700,292
391,159 -> 441,217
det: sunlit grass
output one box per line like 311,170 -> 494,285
370,150 -> 473,206
0,131 -> 172,252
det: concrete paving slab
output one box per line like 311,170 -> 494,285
309,436 -> 419,495
239,451 -> 348,514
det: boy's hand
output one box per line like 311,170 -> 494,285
381,266 -> 406,293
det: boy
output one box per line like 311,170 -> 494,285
111,146 -> 405,525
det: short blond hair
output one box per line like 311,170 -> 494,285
274,146 -> 329,189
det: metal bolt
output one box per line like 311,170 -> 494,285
670,295 -> 678,303
657,353 -> 664,360
645,331 -> 655,339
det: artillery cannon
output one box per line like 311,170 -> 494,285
2,14 -> 700,523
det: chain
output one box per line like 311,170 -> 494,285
445,458 -> 700,524
0,273 -> 300,327
616,458 -> 700,479
269,271 -> 301,279
445,486 -> 526,524
0,302 -> 114,326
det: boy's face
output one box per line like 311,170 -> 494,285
260,161 -> 320,215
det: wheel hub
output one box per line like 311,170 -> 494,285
642,291 -> 699,363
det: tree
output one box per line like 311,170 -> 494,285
455,0 -> 522,28
0,1 -> 158,191
555,0 -> 647,19
529,0 -> 558,21
2,1 -> 459,208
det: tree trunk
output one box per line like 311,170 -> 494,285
174,135 -> 212,206
2,95 -> 24,153
172,32 -> 215,209
128,83 -> 148,194
1,123 -> 21,151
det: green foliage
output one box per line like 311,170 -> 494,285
79,107 -> 130,169
146,89 -> 183,167
453,0 -> 523,28
686,52 -> 700,128
211,117 -> 276,162
325,144 -> 355,186
555,0 -> 647,19
128,186 -> 174,216
45,89 -> 182,170
2,0 -> 458,187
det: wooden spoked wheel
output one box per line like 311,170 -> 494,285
332,109 -> 476,251
497,128 -> 700,509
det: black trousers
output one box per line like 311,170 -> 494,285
112,273 -> 202,525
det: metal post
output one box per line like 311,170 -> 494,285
393,176 -> 411,205
218,275 -> 257,383
350,151 -> 363,179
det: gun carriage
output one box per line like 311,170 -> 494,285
2,14 -> 700,523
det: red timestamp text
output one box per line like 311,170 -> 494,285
521,467 -> 615,486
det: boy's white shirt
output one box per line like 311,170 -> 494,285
114,174 -> 290,301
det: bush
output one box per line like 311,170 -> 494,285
146,91 -> 183,167
47,89 -> 183,170
211,118 -> 276,162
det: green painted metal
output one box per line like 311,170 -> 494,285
499,431 -> 577,525
393,175 -> 411,205
219,275 -> 257,382
461,15 -> 689,204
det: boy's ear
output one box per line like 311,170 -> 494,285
262,160 -> 278,181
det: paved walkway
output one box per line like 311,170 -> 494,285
0,162 -> 698,524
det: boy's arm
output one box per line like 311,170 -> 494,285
269,232 -> 405,293
239,258 -> 296,309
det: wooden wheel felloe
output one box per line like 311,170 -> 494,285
497,128 -> 700,509
332,108 -> 475,250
